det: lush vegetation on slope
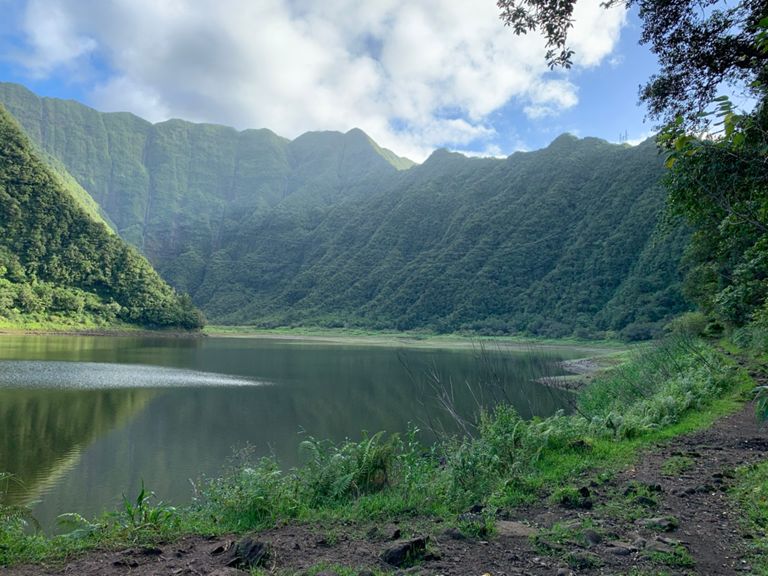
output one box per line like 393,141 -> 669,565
0,105 -> 203,329
200,137 -> 690,338
0,83 -> 690,338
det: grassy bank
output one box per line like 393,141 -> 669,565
0,319 -> 204,337
204,324 -> 627,352
0,316 -> 135,333
0,335 -> 756,566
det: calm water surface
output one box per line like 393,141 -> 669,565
0,334 -> 582,529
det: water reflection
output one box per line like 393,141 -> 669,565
0,387 -> 155,505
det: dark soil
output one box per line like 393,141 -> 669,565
4,398 -> 767,575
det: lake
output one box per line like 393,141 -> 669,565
0,333 -> 587,530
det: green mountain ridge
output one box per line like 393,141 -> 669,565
0,104 -> 203,329
205,136 -> 689,337
0,82 -> 690,338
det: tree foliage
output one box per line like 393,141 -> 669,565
497,0 -> 768,128
657,17 -> 768,331
661,78 -> 768,329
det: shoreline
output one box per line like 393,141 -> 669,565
0,327 -> 206,338
203,326 -> 627,353
0,323 -> 628,352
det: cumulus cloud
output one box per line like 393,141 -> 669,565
18,0 -> 96,76
11,0 -> 627,160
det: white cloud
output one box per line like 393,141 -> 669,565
569,0 -> 627,67
523,79 -> 580,119
12,0 -> 628,160
450,143 -> 508,158
90,76 -> 170,123
19,0 -> 96,76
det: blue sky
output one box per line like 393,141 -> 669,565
0,0 -> 660,161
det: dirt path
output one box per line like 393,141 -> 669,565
622,403 -> 767,574
5,400 -> 767,576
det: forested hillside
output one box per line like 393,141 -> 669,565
0,83 -> 690,338
0,105 -> 203,329
201,137 -> 690,338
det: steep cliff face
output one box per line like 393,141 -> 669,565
0,104 -> 203,329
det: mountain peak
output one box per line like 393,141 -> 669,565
547,133 -> 580,149
423,148 -> 465,164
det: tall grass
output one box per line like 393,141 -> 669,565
579,335 -> 733,438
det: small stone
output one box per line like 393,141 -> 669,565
605,541 -> 635,556
583,530 -> 602,546
634,495 -> 657,507
645,541 -> 675,554
381,537 -> 429,567
643,516 -> 678,532
225,537 -> 271,569
496,520 -> 537,538
443,527 -> 466,540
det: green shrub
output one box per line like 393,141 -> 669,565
198,455 -> 300,530
664,311 -> 708,337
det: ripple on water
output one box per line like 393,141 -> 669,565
0,361 -> 270,389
